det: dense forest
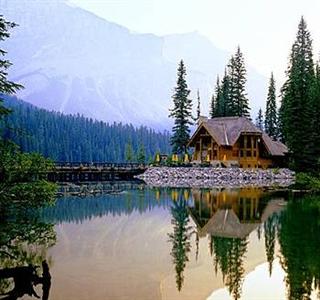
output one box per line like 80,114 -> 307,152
1,95 -> 171,163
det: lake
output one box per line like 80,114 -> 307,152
1,182 -> 319,300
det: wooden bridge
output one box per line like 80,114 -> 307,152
48,162 -> 147,182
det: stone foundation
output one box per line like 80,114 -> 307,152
136,167 -> 295,188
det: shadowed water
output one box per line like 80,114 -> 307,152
0,183 -> 319,300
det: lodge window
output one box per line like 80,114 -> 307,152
253,151 -> 257,157
248,164 -> 251,168
247,150 -> 251,157
232,150 -> 239,157
240,136 -> 244,148
247,137 -> 252,148
240,150 -> 244,157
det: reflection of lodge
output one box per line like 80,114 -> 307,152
189,188 -> 285,238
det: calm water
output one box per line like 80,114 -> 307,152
1,183 -> 320,300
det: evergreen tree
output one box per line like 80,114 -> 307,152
125,141 -> 134,162
265,73 -> 278,139
255,108 -> 264,131
210,76 -> 220,118
228,47 -> 250,118
309,63 -> 320,171
0,16 -> 22,118
279,17 -> 315,171
215,72 -> 231,117
169,60 -> 192,154
210,93 -> 216,119
136,142 -> 146,164
196,89 -> 201,121
2,95 -> 171,163
0,16 -> 56,216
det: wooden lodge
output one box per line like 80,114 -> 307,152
188,116 -> 288,169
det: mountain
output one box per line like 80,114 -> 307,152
1,0 -> 267,130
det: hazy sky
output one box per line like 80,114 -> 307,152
70,0 -> 320,82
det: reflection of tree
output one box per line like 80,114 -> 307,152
278,197 -> 320,299
40,187 -> 173,224
264,213 -> 278,276
168,192 -> 192,291
0,217 -> 56,298
212,236 -> 248,300
0,260 -> 51,300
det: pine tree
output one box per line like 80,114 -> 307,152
210,93 -> 216,118
0,16 -> 23,118
169,60 -> 192,154
265,73 -> 278,139
255,108 -> 264,131
0,16 -> 56,215
196,89 -> 201,121
136,142 -> 146,164
309,63 -> 320,172
125,142 -> 134,162
228,47 -> 250,118
210,77 -> 220,118
279,17 -> 315,171
216,72 -> 231,117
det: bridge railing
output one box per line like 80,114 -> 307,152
53,162 -> 147,169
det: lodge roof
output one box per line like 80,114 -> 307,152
189,199 -> 286,239
188,117 -> 288,156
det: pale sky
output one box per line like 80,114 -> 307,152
70,0 -> 320,83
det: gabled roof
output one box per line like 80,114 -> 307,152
188,117 -> 288,156
262,133 -> 288,156
190,199 -> 286,239
189,117 -> 261,146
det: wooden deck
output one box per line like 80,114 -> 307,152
48,162 -> 147,182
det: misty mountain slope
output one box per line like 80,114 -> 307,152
1,0 -> 267,129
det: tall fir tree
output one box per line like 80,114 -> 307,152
169,60 -> 192,154
210,93 -> 216,119
228,47 -> 250,118
125,141 -> 134,162
136,142 -> 146,163
279,17 -> 315,171
196,89 -> 201,121
310,63 -> 320,171
255,108 -> 264,131
0,16 -> 23,117
265,73 -> 278,139
216,71 -> 231,117
210,77 -> 219,118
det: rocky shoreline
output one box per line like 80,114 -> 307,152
136,167 -> 295,188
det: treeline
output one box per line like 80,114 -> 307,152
208,17 -> 320,173
210,47 -> 250,119
1,95 -> 171,163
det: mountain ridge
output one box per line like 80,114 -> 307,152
2,0 -> 267,130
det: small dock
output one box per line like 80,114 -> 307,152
48,162 -> 147,182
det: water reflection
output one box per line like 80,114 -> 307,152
168,193 -> 193,291
2,184 -> 320,299
0,217 -> 55,299
278,197 -> 320,300
167,188 -> 285,298
0,260 -> 51,300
